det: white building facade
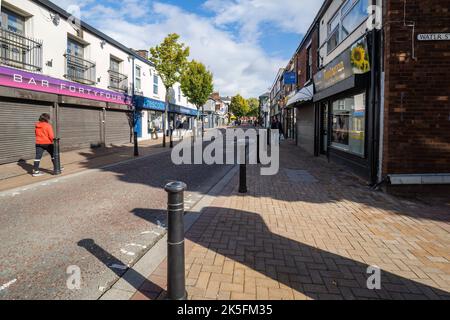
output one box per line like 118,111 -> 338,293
0,0 -> 197,164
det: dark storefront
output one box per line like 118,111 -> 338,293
313,36 -> 374,179
0,65 -> 133,164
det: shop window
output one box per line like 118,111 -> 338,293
148,111 -> 163,133
331,92 -> 366,156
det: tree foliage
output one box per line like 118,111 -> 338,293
229,94 -> 250,119
149,33 -> 190,90
246,98 -> 259,117
180,60 -> 214,110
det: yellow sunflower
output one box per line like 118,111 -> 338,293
351,45 -> 370,73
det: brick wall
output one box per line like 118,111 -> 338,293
296,28 -> 319,89
383,0 -> 450,175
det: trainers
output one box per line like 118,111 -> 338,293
32,171 -> 45,177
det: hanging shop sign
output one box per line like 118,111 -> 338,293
314,37 -> 371,92
417,33 -> 450,41
283,72 -> 297,85
0,65 -> 131,105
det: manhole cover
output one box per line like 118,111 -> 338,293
284,169 -> 318,184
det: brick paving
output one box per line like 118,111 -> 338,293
131,142 -> 450,300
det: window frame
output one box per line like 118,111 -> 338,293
135,65 -> 142,91
153,74 -> 159,95
325,0 -> 369,55
1,7 -> 25,34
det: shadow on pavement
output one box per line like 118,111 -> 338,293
78,239 -> 164,299
133,207 -> 450,300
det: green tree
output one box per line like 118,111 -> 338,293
180,60 -> 214,140
229,94 -> 249,120
246,98 -> 259,118
149,33 -> 190,147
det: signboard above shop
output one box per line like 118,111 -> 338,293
314,37 -> 371,92
0,65 -> 131,105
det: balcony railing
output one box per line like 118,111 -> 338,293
0,27 -> 43,72
108,69 -> 128,93
64,52 -> 96,85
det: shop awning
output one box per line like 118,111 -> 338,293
286,84 -> 314,107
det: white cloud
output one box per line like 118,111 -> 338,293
54,0 -> 322,97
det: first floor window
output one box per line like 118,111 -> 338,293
331,92 -> 366,156
135,66 -> 141,91
153,74 -> 159,95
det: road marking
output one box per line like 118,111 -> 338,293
120,249 -> 136,256
140,231 -> 151,235
0,279 -> 17,291
110,264 -> 128,270
127,243 -> 147,249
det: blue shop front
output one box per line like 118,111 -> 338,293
134,96 -> 198,141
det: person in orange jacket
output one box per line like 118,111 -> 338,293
33,113 -> 56,177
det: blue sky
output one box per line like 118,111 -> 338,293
56,0 -> 324,97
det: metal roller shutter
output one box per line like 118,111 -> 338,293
59,106 -> 103,151
105,110 -> 131,146
0,101 -> 52,164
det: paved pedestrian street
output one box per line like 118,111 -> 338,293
131,142 -> 450,300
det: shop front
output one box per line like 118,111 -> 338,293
286,84 -> 314,154
134,96 -> 166,141
0,65 -> 132,163
313,37 -> 373,179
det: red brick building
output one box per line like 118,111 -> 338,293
382,0 -> 450,193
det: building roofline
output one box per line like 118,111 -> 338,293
32,0 -> 154,67
293,0 -> 332,57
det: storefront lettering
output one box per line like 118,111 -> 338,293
1,66 -> 128,104
324,61 -> 345,81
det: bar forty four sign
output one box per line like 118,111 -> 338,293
417,33 -> 450,41
0,66 -> 131,105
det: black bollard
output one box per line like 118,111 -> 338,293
53,138 -> 62,175
256,131 -> 261,164
134,133 -> 139,157
239,143 -> 248,194
164,181 -> 187,300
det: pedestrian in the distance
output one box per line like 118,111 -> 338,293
33,113 -> 55,177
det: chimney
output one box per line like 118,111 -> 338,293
135,50 -> 149,60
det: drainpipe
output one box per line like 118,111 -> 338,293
369,0 -> 381,186
132,56 -> 139,156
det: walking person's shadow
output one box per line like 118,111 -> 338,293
133,207 -> 450,300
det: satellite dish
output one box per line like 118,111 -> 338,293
52,14 -> 60,26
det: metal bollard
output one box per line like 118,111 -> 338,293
239,143 -> 248,194
164,181 -> 187,300
53,138 -> 62,175
134,133 -> 139,157
256,131 -> 261,164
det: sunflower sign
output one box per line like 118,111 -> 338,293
314,37 -> 371,92
350,40 -> 371,74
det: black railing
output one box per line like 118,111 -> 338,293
108,69 -> 128,92
64,52 -> 96,85
0,27 -> 43,72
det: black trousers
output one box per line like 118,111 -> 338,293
33,144 -> 54,171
